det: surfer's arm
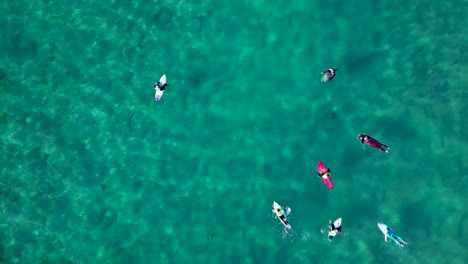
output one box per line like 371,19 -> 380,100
384,234 -> 388,242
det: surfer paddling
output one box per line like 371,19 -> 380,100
378,223 -> 407,248
358,134 -> 389,153
272,202 -> 292,229
321,68 -> 338,82
328,218 -> 343,241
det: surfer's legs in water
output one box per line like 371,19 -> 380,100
395,235 -> 407,245
364,136 -> 389,152
388,231 -> 406,247
367,139 -> 387,152
381,143 -> 389,152
372,141 -> 389,152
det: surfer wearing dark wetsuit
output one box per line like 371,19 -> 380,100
276,209 -> 288,223
275,208 -> 290,227
328,220 -> 342,240
155,81 -> 169,91
321,68 -> 338,82
358,134 -> 389,153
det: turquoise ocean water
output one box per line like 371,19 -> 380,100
1,0 -> 467,263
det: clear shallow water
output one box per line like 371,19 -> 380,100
0,0 -> 467,263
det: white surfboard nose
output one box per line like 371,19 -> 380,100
273,201 -> 280,209
333,218 -> 342,228
378,223 -> 387,234
159,74 -> 167,84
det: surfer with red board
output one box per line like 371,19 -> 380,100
358,134 -> 389,153
317,161 -> 334,189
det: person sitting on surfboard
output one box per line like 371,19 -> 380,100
358,134 -> 389,153
317,161 -> 334,189
321,68 -> 338,82
155,80 -> 169,91
318,168 -> 331,179
328,219 -> 342,240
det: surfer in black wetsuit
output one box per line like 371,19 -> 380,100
276,208 -> 290,226
155,81 -> 169,91
321,68 -> 338,82
328,219 -> 342,240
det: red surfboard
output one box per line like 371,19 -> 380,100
317,161 -> 334,189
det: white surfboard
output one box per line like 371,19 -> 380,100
328,218 -> 342,240
272,201 -> 292,229
154,74 -> 166,101
333,218 -> 342,228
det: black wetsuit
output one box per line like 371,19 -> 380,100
155,82 -> 169,91
328,223 -> 342,240
330,223 -> 342,233
322,68 -> 337,81
279,214 -> 289,225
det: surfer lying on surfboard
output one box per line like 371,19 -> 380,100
358,134 -> 389,153
272,202 -> 292,229
319,168 -> 331,178
317,161 -> 334,189
321,68 -> 338,82
328,218 -> 342,241
378,223 -> 407,248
